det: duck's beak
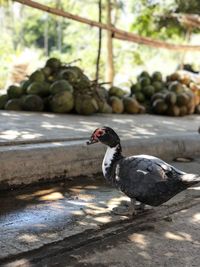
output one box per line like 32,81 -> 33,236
86,134 -> 99,145
86,138 -> 99,145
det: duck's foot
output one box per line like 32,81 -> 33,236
112,198 -> 137,216
120,200 -> 146,211
112,205 -> 137,216
111,199 -> 152,216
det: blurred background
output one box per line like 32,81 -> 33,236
1,0 -> 200,90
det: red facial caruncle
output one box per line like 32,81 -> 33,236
87,128 -> 105,145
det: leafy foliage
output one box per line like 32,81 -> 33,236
130,0 -> 200,40
175,0 -> 200,14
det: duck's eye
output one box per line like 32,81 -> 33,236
96,130 -> 104,137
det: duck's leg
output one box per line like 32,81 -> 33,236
135,202 -> 145,211
120,199 -> 146,211
112,198 -> 137,216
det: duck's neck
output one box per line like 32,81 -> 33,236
102,143 -> 123,182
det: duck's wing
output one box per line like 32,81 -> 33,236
118,154 -> 184,182
116,155 -> 195,206
123,155 -> 200,184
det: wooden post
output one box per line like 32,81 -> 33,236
106,0 -> 114,85
44,14 -> 49,56
56,0 -> 62,52
179,27 -> 192,69
95,0 -> 102,83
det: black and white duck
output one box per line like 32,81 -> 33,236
87,126 -> 200,215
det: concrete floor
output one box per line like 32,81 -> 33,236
38,203 -> 200,267
0,159 -> 200,266
0,111 -> 200,145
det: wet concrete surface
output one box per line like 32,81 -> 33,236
0,159 -> 200,266
0,176 -> 129,261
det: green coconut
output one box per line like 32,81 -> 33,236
179,106 -> 188,116
140,71 -> 150,79
0,94 -> 9,109
5,99 -> 22,111
166,105 -> 180,116
110,96 -> 124,114
97,87 -> 109,101
29,70 -> 45,83
139,77 -> 151,87
152,71 -> 162,82
165,92 -> 177,105
98,101 -> 112,113
151,81 -> 163,92
42,66 -> 52,77
27,82 -> 50,97
151,92 -> 165,103
50,80 -> 73,95
45,57 -> 61,70
135,92 -> 146,103
168,72 -> 181,82
22,95 -> 44,111
68,66 -> 83,77
123,96 -> 140,114
143,85 -> 155,98
20,80 -> 32,93
131,83 -> 141,94
109,86 -> 126,98
49,91 -> 74,113
7,85 -> 24,99
152,99 -> 168,114
75,95 -> 98,115
176,93 -> 190,107
74,74 -> 91,91
169,81 -> 184,94
58,69 -> 78,84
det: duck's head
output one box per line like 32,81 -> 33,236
87,126 -> 120,147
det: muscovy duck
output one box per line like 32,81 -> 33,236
87,126 -> 200,215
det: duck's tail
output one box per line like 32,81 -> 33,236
181,173 -> 200,186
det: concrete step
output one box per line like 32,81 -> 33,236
0,111 -> 200,188
0,133 -> 200,188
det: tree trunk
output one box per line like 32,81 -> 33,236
95,0 -> 102,83
44,14 -> 49,56
56,0 -> 62,52
106,0 -> 114,85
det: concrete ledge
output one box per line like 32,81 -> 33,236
0,133 -> 200,188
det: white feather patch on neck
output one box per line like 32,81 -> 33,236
102,146 -> 118,177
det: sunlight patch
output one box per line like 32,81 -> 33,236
0,130 -> 42,140
19,234 -> 39,243
129,233 -> 148,249
39,192 -> 64,201
94,216 -> 111,223
192,213 -> 200,223
165,231 -> 192,241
